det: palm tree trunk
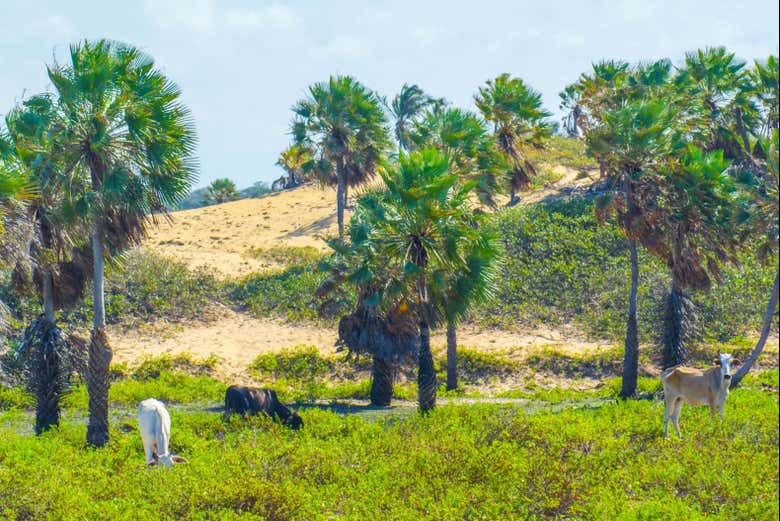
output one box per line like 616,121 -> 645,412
731,270 -> 779,388
661,278 -> 693,370
42,267 -> 55,322
336,170 -> 345,239
446,323 -> 458,391
418,320 -> 437,413
369,356 -> 395,406
87,221 -> 112,447
620,239 -> 639,398
24,317 -> 69,435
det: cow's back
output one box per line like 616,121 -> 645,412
662,367 -> 714,405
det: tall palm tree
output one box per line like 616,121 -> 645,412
408,106 -> 506,389
657,146 -> 740,369
588,99 -> 677,396
475,74 -> 553,204
730,130 -> 779,387
48,39 -> 197,447
5,93 -> 90,434
358,148 -> 500,411
389,84 -> 442,152
291,76 -> 390,239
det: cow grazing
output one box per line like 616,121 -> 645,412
224,386 -> 303,430
137,398 -> 188,468
661,353 -> 736,438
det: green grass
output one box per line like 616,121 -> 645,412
245,245 -> 324,268
0,384 -> 776,519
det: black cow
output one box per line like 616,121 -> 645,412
224,385 -> 303,430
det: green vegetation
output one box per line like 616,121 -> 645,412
177,181 -> 272,210
244,245 -> 324,268
205,178 -> 241,205
525,135 -> 598,171
478,195 -> 777,343
0,381 -> 776,519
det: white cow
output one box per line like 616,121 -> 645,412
661,352 -> 736,438
137,398 -> 187,468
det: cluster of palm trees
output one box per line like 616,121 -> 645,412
0,40 -> 196,443
290,76 -> 560,410
560,47 -> 778,395
296,47 -> 777,409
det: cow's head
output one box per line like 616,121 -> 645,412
715,352 -> 734,380
284,411 -> 304,431
149,454 -> 188,469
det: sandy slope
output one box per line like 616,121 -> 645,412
110,305 -> 611,381
147,184 -> 340,277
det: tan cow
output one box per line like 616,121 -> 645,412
661,353 -> 736,438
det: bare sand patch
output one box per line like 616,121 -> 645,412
110,306 -> 611,381
147,184 -> 339,278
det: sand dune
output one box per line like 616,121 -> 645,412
147,184 -> 340,277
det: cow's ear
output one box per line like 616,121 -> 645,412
714,358 -> 722,366
732,358 -> 740,366
172,455 -> 188,464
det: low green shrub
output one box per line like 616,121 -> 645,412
227,264 -> 348,323
245,245 -> 324,268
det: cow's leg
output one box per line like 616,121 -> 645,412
143,440 -> 156,465
671,398 -> 683,438
663,392 -> 675,437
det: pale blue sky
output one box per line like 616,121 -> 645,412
1,1 -> 778,189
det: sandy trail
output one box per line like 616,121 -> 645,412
110,306 -> 612,380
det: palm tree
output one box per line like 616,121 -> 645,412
4,93 -> 89,434
291,76 -> 390,239
588,99 -> 677,396
318,206 -> 419,406
748,55 -> 779,137
730,130 -> 779,387
389,84 -> 442,152
657,146 -> 740,369
673,47 -> 756,159
408,106 -> 506,389
475,74 -> 553,204
205,178 -> 240,205
358,148 -> 500,411
275,143 -> 312,190
48,39 -> 197,447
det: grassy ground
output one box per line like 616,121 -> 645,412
0,368 -> 777,520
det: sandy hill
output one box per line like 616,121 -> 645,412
146,166 -> 596,279
147,184 -> 340,277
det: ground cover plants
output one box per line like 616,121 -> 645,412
0,368 -> 776,519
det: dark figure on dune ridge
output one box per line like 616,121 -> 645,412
224,385 -> 303,430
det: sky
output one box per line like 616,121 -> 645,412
1,1 -> 778,190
